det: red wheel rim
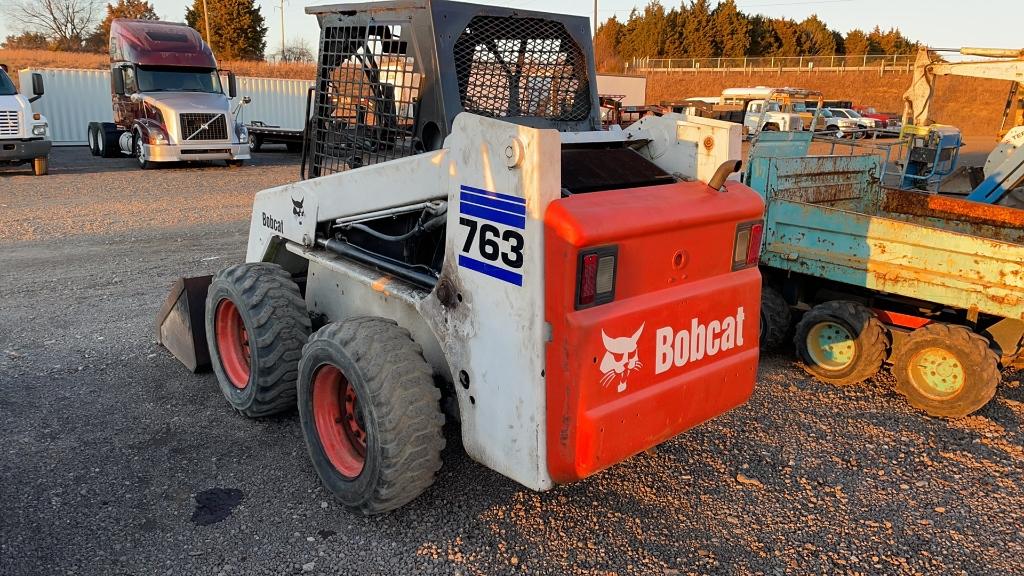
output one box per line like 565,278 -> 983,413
214,299 -> 250,389
312,364 -> 366,479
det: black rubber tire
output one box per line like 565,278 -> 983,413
286,142 -> 302,153
297,317 -> 445,515
98,123 -> 120,158
891,323 -> 999,418
249,135 -> 262,152
133,130 -> 153,170
759,285 -> 791,352
32,156 -> 48,176
87,123 -> 100,156
794,301 -> 889,386
205,263 -> 311,417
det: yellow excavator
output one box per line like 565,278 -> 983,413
900,46 -> 1024,203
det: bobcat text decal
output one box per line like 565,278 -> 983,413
655,307 -> 747,374
599,307 -> 749,393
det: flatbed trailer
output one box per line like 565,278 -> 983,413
246,121 -> 304,153
749,131 -> 1024,417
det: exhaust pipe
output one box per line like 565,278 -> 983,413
708,160 -> 742,191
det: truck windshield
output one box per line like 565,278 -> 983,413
0,69 -> 16,96
136,66 -> 222,93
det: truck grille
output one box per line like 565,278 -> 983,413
179,113 -> 227,141
0,110 -> 19,136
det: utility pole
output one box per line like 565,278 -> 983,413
593,0 -> 598,37
201,0 -> 211,44
280,0 -> 286,60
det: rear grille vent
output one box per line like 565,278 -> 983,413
0,110 -> 19,136
179,113 -> 227,141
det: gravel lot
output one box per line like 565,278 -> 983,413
2,147 -> 1023,576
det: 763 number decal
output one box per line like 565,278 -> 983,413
456,185 -> 527,286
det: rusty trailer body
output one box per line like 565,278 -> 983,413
749,130 -> 1024,417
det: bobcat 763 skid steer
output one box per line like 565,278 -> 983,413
158,0 -> 765,514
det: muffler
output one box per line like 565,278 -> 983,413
156,276 -> 212,372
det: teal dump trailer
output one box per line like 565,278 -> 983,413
748,131 -> 1024,418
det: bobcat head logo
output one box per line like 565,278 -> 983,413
600,323 -> 644,393
292,197 -> 305,219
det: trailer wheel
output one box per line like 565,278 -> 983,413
891,323 -> 999,418
759,285 -> 791,352
32,156 -> 48,176
286,142 -> 303,153
205,263 -> 311,417
794,301 -> 889,385
298,317 -> 444,515
87,123 -> 100,156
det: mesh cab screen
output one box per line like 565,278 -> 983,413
453,16 -> 591,121
311,23 -> 421,177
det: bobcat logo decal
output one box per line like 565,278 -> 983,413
291,197 -> 305,219
600,324 -> 644,393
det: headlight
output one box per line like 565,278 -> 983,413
148,124 -> 169,145
32,123 -> 47,136
236,124 -> 249,143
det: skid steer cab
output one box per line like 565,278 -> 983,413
157,0 -> 764,514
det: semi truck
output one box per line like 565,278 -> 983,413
87,19 -> 249,169
0,65 -> 50,176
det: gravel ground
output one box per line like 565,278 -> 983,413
2,147 -> 1023,576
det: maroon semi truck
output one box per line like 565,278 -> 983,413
87,19 -> 249,168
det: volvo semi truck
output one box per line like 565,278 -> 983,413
86,19 -> 249,169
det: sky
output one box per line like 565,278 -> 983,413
1,0 -> 1021,57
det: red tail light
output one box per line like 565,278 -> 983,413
576,246 -> 617,309
733,220 -> 764,270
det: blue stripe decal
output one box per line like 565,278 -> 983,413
460,185 -> 526,205
458,255 -> 523,286
459,191 -> 527,215
459,202 -> 526,229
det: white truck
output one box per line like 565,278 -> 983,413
0,65 -> 50,176
670,87 -> 804,137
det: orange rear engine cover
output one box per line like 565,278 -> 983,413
544,180 -> 765,483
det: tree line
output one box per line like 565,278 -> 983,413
596,0 -> 917,72
1,0 -> 311,62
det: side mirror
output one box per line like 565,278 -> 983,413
0,64 -> 8,73
113,68 -> 126,96
226,72 -> 237,99
28,73 -> 44,103
242,95 -> 252,105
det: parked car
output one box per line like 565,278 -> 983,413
854,105 -> 901,132
827,108 -> 882,137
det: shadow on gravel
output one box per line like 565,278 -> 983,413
191,487 -> 245,526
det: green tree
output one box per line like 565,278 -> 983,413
768,18 -> 801,57
85,0 -> 158,52
843,28 -> 878,56
185,0 -> 266,60
681,0 -> 715,58
662,7 -> 686,58
617,2 -> 669,61
594,16 -> 626,72
797,15 -> 836,55
712,0 -> 749,58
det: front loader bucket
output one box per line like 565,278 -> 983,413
156,276 -> 212,372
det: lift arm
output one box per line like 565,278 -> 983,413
902,47 -> 1024,127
